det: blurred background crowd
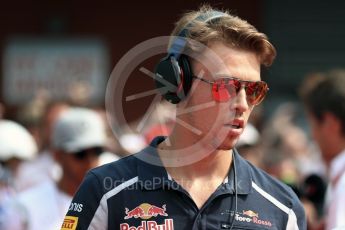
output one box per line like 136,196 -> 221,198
0,0 -> 344,229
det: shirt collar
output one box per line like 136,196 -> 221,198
136,136 -> 170,190
226,148 -> 253,195
136,136 -> 253,194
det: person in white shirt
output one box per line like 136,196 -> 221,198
0,120 -> 38,188
2,107 -> 119,230
302,69 -> 345,230
0,120 -> 38,230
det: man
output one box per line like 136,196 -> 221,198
52,107 -> 114,196
8,107 -> 115,230
62,6 -> 306,230
302,70 -> 345,230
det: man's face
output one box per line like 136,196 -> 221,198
56,148 -> 101,184
307,112 -> 337,163
178,41 -> 261,150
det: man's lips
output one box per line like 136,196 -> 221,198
224,119 -> 245,135
225,119 -> 244,129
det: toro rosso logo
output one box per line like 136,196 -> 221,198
124,203 -> 168,220
242,210 -> 258,218
236,210 -> 273,227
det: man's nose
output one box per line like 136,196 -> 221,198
230,87 -> 249,113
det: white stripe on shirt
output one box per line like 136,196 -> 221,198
252,181 -> 299,230
88,176 -> 139,230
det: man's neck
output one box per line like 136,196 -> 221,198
58,176 -> 79,197
168,150 -> 232,181
157,131 -> 233,209
157,130 -> 233,181
326,138 -> 345,166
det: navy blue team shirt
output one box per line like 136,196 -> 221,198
61,136 -> 306,230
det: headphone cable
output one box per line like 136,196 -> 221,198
228,149 -> 238,230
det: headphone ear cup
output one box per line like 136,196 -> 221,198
154,55 -> 193,104
154,56 -> 182,104
178,55 -> 193,100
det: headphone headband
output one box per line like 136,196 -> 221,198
168,10 -> 227,58
154,10 -> 228,104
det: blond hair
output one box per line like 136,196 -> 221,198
169,5 -> 276,66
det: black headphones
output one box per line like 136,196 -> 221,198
154,10 -> 227,104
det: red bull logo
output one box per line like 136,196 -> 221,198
120,219 -> 174,230
124,207 -> 145,219
124,203 -> 168,220
148,205 -> 168,217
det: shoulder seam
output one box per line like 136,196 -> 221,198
88,170 -> 104,192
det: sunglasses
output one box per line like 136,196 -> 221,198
193,76 -> 269,105
73,146 -> 104,160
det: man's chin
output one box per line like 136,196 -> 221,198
215,136 -> 238,150
217,144 -> 235,151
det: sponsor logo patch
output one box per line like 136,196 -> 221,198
69,202 -> 83,213
242,210 -> 258,218
236,210 -> 272,227
124,203 -> 168,220
61,216 -> 78,230
120,219 -> 174,230
121,204 -> 173,230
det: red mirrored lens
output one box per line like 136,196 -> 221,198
245,82 -> 268,105
212,78 -> 268,105
226,79 -> 241,96
212,80 -> 230,102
